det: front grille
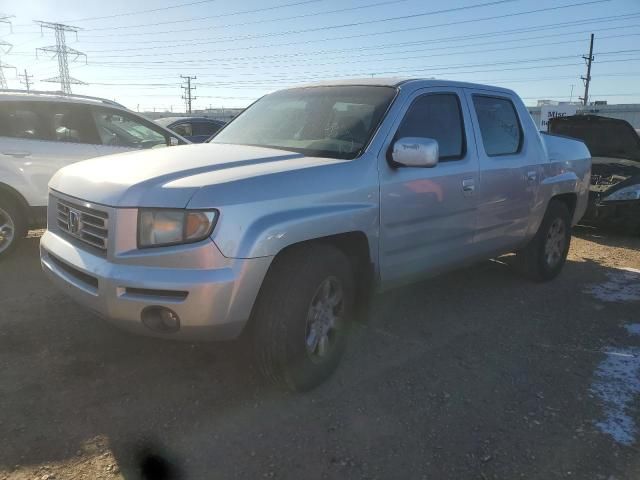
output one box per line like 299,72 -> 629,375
56,197 -> 109,250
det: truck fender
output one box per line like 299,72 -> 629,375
214,203 -> 378,261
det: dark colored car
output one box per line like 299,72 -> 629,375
155,116 -> 226,143
549,114 -> 640,232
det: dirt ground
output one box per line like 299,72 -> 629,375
1,227 -> 640,480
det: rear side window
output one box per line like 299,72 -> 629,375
472,95 -> 522,156
0,102 -> 47,140
193,122 -> 221,136
172,123 -> 193,137
0,101 -> 98,144
395,93 -> 465,160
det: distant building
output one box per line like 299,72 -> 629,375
529,103 -> 640,129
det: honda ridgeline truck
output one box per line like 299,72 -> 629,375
40,79 -> 591,391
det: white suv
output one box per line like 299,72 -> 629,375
0,91 -> 188,258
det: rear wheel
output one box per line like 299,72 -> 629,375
0,198 -> 26,260
251,244 -> 355,392
517,200 -> 572,282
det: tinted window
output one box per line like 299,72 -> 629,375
212,86 -> 396,160
396,94 -> 465,160
473,96 -> 522,156
92,108 -> 168,149
193,122 -> 221,136
172,122 -> 193,137
0,101 -> 99,144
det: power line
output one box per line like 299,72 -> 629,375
85,48 -> 640,82
60,0 -> 219,23
59,19 -> 640,67
82,0 -> 606,53
82,0 -> 326,33
35,21 -> 87,94
83,32 -> 640,72
181,75 -> 197,113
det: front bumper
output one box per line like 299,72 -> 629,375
40,230 -> 272,341
582,192 -> 640,231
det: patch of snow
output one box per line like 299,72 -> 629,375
584,268 -> 640,303
625,324 -> 640,337
591,347 -> 640,446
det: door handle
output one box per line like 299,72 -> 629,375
462,178 -> 475,196
527,171 -> 538,183
2,151 -> 31,158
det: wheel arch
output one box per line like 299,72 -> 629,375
549,192 -> 577,223
0,182 -> 30,218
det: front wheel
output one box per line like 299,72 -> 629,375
251,244 -> 355,392
516,200 -> 572,282
0,198 -> 26,260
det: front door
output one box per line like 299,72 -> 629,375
378,88 -> 480,288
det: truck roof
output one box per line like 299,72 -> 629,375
295,77 -> 516,95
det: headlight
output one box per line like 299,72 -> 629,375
138,209 -> 218,248
603,184 -> 640,202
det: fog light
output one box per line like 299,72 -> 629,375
141,306 -> 181,333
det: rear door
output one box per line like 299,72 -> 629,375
378,87 -> 480,287
464,90 -> 537,255
0,100 -> 99,207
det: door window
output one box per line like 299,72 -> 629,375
395,93 -> 465,161
472,95 -> 522,156
92,108 -> 168,149
172,122 -> 193,137
193,122 -> 221,136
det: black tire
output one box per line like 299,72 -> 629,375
251,243 -> 355,392
0,196 -> 27,260
516,200 -> 572,282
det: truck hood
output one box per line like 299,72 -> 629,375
49,143 -> 343,208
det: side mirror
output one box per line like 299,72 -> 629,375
391,137 -> 439,168
169,137 -> 179,146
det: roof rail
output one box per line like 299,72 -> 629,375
0,89 -> 127,109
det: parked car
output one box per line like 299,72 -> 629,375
0,91 -> 189,258
155,116 -> 226,143
41,79 -> 590,391
549,114 -> 640,233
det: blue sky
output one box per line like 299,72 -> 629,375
1,0 -> 639,111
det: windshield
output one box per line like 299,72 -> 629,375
211,85 -> 396,159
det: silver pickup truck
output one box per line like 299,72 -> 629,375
40,79 -> 591,391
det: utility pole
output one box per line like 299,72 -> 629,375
181,75 -> 197,114
569,84 -> 575,103
579,34 -> 594,106
18,69 -> 33,92
35,21 -> 87,94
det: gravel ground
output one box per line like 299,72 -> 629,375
1,227 -> 640,479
